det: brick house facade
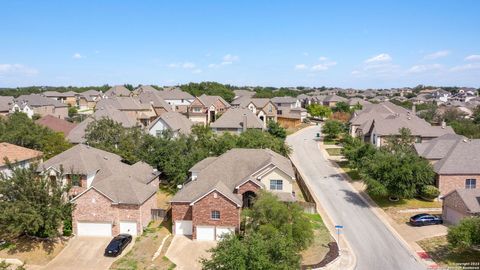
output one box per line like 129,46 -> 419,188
437,174 -> 480,196
171,149 -> 296,240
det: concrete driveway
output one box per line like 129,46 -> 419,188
166,236 -> 216,270
41,237 -> 127,270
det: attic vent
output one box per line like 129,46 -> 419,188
104,156 -> 108,160
463,139 -> 468,143
213,192 -> 218,199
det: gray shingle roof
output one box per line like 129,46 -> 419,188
271,96 -> 298,104
171,148 -> 294,204
445,189 -> 480,213
105,85 -> 131,97
0,96 -> 14,111
137,91 -> 171,111
148,112 -> 193,135
210,108 -> 263,129
197,94 -> 230,108
15,94 -> 68,108
323,95 -> 348,102
433,139 -> 480,174
38,144 -> 158,205
157,88 -> 194,100
414,134 -> 465,160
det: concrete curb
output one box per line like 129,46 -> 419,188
287,127 -> 357,270
321,143 -> 437,269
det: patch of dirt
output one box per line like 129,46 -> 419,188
0,236 -> 67,266
110,221 -> 174,270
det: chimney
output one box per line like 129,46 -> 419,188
412,104 -> 416,115
242,114 -> 248,132
441,120 -> 446,129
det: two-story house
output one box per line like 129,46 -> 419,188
188,94 -> 230,125
38,144 -> 160,237
171,148 -> 296,240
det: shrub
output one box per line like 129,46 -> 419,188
420,185 -> 440,201
447,217 -> 480,250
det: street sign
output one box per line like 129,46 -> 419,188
335,225 -> 343,229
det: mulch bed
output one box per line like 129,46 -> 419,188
301,242 -> 339,269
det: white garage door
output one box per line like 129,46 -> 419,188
444,207 -> 464,225
120,221 -> 138,236
77,222 -> 112,237
196,226 -> 215,241
175,220 -> 192,235
216,227 -> 235,240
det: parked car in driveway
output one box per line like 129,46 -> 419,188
104,234 -> 132,257
409,213 -> 443,226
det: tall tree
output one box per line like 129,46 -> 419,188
0,112 -> 71,159
0,166 -> 72,239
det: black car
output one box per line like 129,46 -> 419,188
409,213 -> 443,226
104,234 -> 132,257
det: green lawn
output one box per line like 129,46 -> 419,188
301,214 -> 333,265
368,194 -> 441,209
325,148 -> 342,156
322,140 -> 339,145
418,236 -> 480,267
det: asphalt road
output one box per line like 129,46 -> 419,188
287,125 -> 425,270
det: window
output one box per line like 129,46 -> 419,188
277,110 -> 282,115
466,179 -> 477,189
270,180 -> 283,191
156,130 -> 163,137
211,210 -> 220,220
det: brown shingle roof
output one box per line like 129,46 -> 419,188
35,115 -> 77,136
172,149 -> 294,204
38,144 -> 158,205
0,142 -> 43,166
210,108 -> 263,130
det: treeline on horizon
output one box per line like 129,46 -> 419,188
1,82 -> 478,102
0,82 -> 322,101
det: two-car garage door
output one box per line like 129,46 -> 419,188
77,222 -> 112,237
77,221 -> 138,237
196,226 -> 235,241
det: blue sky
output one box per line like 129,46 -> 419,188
1,1 -> 479,88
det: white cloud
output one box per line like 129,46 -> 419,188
318,56 -> 328,61
407,64 -> 443,73
209,54 -> 239,68
168,62 -> 196,69
303,52 -> 309,56
294,64 -> 308,70
351,70 -> 361,75
73,53 -> 84,59
465,54 -> 480,61
0,64 -> 38,76
365,53 -> 392,63
182,62 -> 196,69
192,69 -> 202,74
450,63 -> 480,72
311,61 -> 337,71
223,54 -> 239,62
424,50 -> 450,60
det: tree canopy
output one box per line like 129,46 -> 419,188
180,82 -> 235,103
0,165 -> 72,240
306,104 -> 332,118
85,119 -> 290,191
201,192 -> 313,270
0,112 -> 71,159
322,120 -> 345,140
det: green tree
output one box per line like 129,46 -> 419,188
383,127 -> 415,153
0,165 -> 72,240
361,149 -> 435,199
322,120 -> 344,140
68,106 -> 78,118
0,112 -> 71,159
202,192 -> 310,270
333,101 -> 351,113
267,121 -> 286,139
447,217 -> 480,250
180,82 -> 235,102
307,104 -> 332,118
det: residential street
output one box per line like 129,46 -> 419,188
287,125 -> 425,270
